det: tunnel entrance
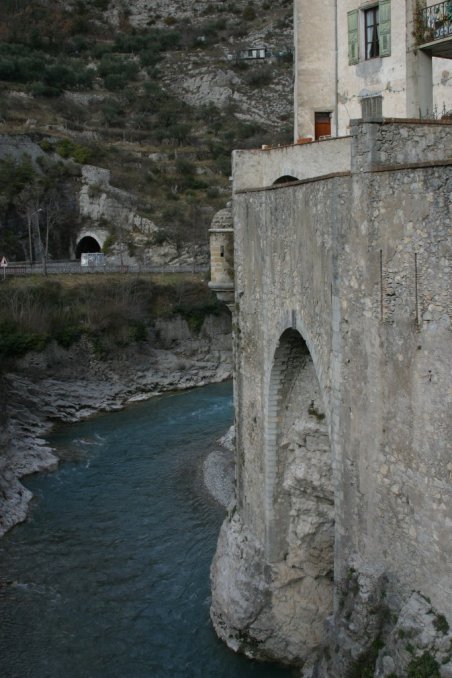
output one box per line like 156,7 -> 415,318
265,328 -> 334,576
76,236 -> 101,259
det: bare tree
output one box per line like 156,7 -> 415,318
16,184 -> 44,265
40,189 -> 62,276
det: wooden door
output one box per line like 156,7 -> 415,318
315,113 -> 331,140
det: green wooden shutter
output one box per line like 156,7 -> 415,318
379,0 -> 391,57
348,10 -> 359,64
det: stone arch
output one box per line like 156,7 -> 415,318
264,328 -> 334,577
272,175 -> 299,185
75,235 -> 101,259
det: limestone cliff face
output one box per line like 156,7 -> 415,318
79,165 -> 187,265
211,354 -> 334,668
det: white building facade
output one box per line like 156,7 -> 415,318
294,0 -> 452,140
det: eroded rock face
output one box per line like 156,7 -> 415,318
211,347 -> 334,668
210,509 -> 333,667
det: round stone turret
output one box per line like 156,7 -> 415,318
209,206 -> 234,311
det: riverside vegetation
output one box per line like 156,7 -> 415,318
0,274 -> 223,361
0,274 -> 233,536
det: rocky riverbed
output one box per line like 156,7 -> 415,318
0,314 -> 232,537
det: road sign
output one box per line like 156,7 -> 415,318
0,256 -> 7,279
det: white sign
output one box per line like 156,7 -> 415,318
0,257 -> 8,267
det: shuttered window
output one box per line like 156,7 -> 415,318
361,95 -> 383,119
348,10 -> 359,64
378,0 -> 391,57
347,1 -> 391,65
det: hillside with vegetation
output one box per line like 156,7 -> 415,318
0,0 -> 294,264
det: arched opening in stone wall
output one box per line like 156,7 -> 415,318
273,175 -> 299,185
76,236 -> 101,259
265,328 -> 334,581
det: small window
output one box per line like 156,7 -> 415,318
365,7 -> 380,59
361,95 -> 383,120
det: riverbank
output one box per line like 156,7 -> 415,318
0,313 -> 232,537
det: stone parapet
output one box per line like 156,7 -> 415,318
350,118 -> 452,172
232,136 -> 352,192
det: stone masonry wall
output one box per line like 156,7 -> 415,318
211,120 -> 452,674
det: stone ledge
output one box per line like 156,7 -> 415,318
234,170 -> 351,194
366,157 -> 452,173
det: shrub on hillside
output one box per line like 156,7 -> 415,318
104,73 -> 128,91
98,55 -> 139,84
54,139 -> 94,164
242,4 -> 256,20
245,66 -> 273,88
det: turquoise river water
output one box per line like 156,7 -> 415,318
0,382 -> 297,678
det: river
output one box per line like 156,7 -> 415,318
0,382 -> 297,678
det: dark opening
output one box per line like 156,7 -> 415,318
273,175 -> 299,185
76,236 -> 101,259
365,6 -> 380,59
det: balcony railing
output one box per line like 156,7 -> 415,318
420,1 -> 452,44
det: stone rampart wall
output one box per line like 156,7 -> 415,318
214,121 -> 452,668
233,173 -> 349,541
351,118 -> 452,170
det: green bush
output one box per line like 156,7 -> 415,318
0,322 -> 48,357
433,614 -> 450,635
407,652 -> 440,678
98,55 -> 139,83
102,234 -> 116,254
101,99 -> 125,127
245,66 -> 273,88
53,326 -> 82,348
242,4 -> 256,20
130,321 -> 147,342
104,73 -> 127,91
174,302 -> 220,334
54,139 -> 94,164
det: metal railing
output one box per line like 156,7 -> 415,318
421,1 -> 452,43
2,261 -> 209,277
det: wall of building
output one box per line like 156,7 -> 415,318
433,57 -> 452,112
210,120 -> 452,672
232,136 -> 351,191
294,0 -> 452,139
337,0 -> 413,132
294,0 -> 337,139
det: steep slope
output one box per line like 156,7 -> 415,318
0,0 -> 293,264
